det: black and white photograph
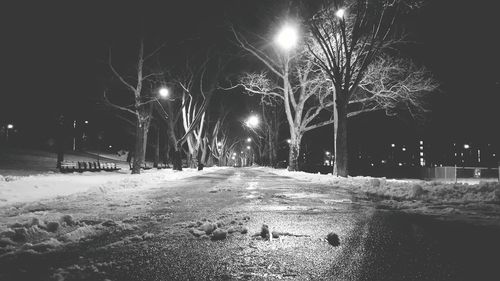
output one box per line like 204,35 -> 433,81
0,0 -> 499,280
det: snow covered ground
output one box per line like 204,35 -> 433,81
258,167 -> 500,222
0,167 -> 225,207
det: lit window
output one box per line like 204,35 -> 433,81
420,140 -> 424,145
420,152 -> 424,156
420,146 -> 424,150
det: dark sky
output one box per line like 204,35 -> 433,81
1,0 -> 498,148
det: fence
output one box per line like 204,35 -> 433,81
422,166 -> 499,181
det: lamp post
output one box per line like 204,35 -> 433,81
5,124 -> 14,142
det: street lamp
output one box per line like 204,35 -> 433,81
286,139 -> 291,144
245,115 -> 259,128
335,8 -> 346,18
246,146 -> 251,150
5,124 -> 14,142
275,24 -> 298,51
246,137 -> 251,143
159,87 -> 169,99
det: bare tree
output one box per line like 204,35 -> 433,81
105,39 -> 164,174
230,28 -> 335,171
307,0 -> 428,176
350,54 -> 438,120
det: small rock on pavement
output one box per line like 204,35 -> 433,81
211,229 -> 227,241
240,227 -> 248,234
327,232 -> 340,247
189,228 -> 207,237
198,222 -> 217,235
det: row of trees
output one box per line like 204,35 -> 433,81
232,0 -> 438,175
104,0 -> 438,176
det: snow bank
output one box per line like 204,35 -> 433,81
0,167 -> 227,207
257,167 -> 500,204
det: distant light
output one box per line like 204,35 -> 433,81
493,153 -> 496,157
464,144 -> 470,149
325,151 -> 330,155
245,115 -> 259,128
391,144 -> 395,147
159,87 -> 169,98
420,152 -> 424,156
275,24 -> 299,51
109,145 -> 112,148
335,8 -> 346,18
231,156 -> 235,160
84,120 -> 89,124
381,160 -> 386,164
420,146 -> 424,150
370,163 -> 374,167
7,124 -> 14,129
246,137 -> 251,143
217,142 -> 222,147
241,151 -> 244,154
420,140 -> 424,145
324,160 -> 329,165
398,163 -> 403,166
286,139 -> 291,144
402,147 -> 406,151
233,152 -> 237,156
246,146 -> 251,150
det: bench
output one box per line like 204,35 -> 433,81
59,161 -> 120,173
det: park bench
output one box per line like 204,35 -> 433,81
59,161 -> 120,173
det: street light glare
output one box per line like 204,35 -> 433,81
335,8 -> 346,18
7,124 -> 14,129
159,87 -> 169,98
246,137 -> 251,142
245,115 -> 259,128
275,24 -> 298,51
246,146 -> 251,150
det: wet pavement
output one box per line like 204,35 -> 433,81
1,168 -> 500,280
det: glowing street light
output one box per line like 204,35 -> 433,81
286,139 -> 291,144
5,124 -> 14,142
246,146 -> 251,150
325,151 -> 331,156
233,152 -> 237,156
463,144 -> 470,149
274,24 -> 298,51
335,8 -> 346,18
245,115 -> 259,128
246,137 -> 251,143
159,87 -> 169,98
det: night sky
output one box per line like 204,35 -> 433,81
1,0 -> 499,152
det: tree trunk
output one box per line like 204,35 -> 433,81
132,118 -> 150,174
153,126 -> 160,168
287,133 -> 302,171
333,99 -> 348,177
171,145 -> 182,171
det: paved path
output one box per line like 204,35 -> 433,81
1,168 -> 499,280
